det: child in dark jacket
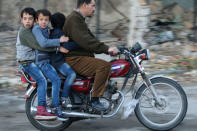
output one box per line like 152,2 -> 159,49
50,12 -> 79,68
49,12 -> 79,108
50,12 -> 79,51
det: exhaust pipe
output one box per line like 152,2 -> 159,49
63,111 -> 102,118
31,91 -> 125,119
63,91 -> 125,118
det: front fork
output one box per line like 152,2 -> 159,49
141,73 -> 162,105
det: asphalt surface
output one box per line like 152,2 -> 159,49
0,84 -> 197,131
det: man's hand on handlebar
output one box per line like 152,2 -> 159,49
108,46 -> 119,56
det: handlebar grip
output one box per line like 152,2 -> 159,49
118,47 -> 127,54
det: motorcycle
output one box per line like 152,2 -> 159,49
17,43 -> 188,131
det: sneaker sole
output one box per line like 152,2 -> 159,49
67,104 -> 72,108
57,117 -> 69,121
62,105 -> 72,108
35,116 -> 57,121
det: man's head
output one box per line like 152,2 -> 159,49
51,12 -> 66,29
20,7 -> 36,29
77,0 -> 96,17
36,9 -> 51,29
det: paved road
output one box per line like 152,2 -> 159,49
0,84 -> 197,131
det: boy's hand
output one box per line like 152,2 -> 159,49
59,46 -> 69,54
60,36 -> 69,43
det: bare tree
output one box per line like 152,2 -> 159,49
0,0 -> 2,19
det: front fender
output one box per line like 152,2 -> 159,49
134,75 -> 177,98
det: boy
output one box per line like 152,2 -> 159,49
50,12 -> 80,108
16,7 -> 60,121
32,9 -> 69,120
50,12 -> 79,50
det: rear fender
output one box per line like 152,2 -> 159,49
24,84 -> 36,99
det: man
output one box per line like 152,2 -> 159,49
63,0 -> 119,111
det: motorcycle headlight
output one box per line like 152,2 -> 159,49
140,49 -> 150,60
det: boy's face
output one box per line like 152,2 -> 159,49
36,13 -> 50,29
21,13 -> 34,29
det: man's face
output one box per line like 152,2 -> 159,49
21,13 -> 34,29
36,13 -> 50,29
84,0 -> 96,17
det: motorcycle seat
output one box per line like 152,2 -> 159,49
58,72 -> 86,80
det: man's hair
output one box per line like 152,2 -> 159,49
20,7 -> 36,19
51,12 -> 66,29
77,0 -> 94,8
36,9 -> 51,20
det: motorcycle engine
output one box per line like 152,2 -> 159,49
99,97 -> 111,110
103,80 -> 118,98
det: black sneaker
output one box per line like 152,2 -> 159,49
51,106 -> 68,121
91,97 -> 107,111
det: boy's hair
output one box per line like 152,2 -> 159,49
36,9 -> 51,20
51,12 -> 66,29
77,0 -> 95,8
20,7 -> 36,19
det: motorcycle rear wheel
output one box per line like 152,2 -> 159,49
25,88 -> 72,131
135,77 -> 188,131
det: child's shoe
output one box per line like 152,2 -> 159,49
35,106 -> 57,121
51,106 -> 68,121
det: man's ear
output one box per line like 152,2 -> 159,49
82,3 -> 87,8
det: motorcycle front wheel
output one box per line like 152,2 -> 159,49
25,87 -> 72,131
135,77 -> 188,131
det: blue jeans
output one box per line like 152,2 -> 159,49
37,62 -> 61,107
56,63 -> 76,98
19,62 -> 47,106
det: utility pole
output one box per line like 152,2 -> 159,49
189,0 -> 197,42
0,0 -> 2,20
194,0 -> 197,37
96,0 -> 101,38
43,0 -> 48,9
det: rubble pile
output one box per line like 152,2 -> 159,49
142,1 -> 197,83
145,1 -> 195,46
107,1 -> 197,84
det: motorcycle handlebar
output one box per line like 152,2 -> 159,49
118,42 -> 143,55
117,47 -> 128,54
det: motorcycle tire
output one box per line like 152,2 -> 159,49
25,87 -> 72,131
135,77 -> 188,131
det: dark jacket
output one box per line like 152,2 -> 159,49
50,28 -> 79,50
49,28 -> 79,67
32,24 -> 60,65
63,11 -> 109,57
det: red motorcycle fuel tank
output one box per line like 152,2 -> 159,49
110,59 -> 130,77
